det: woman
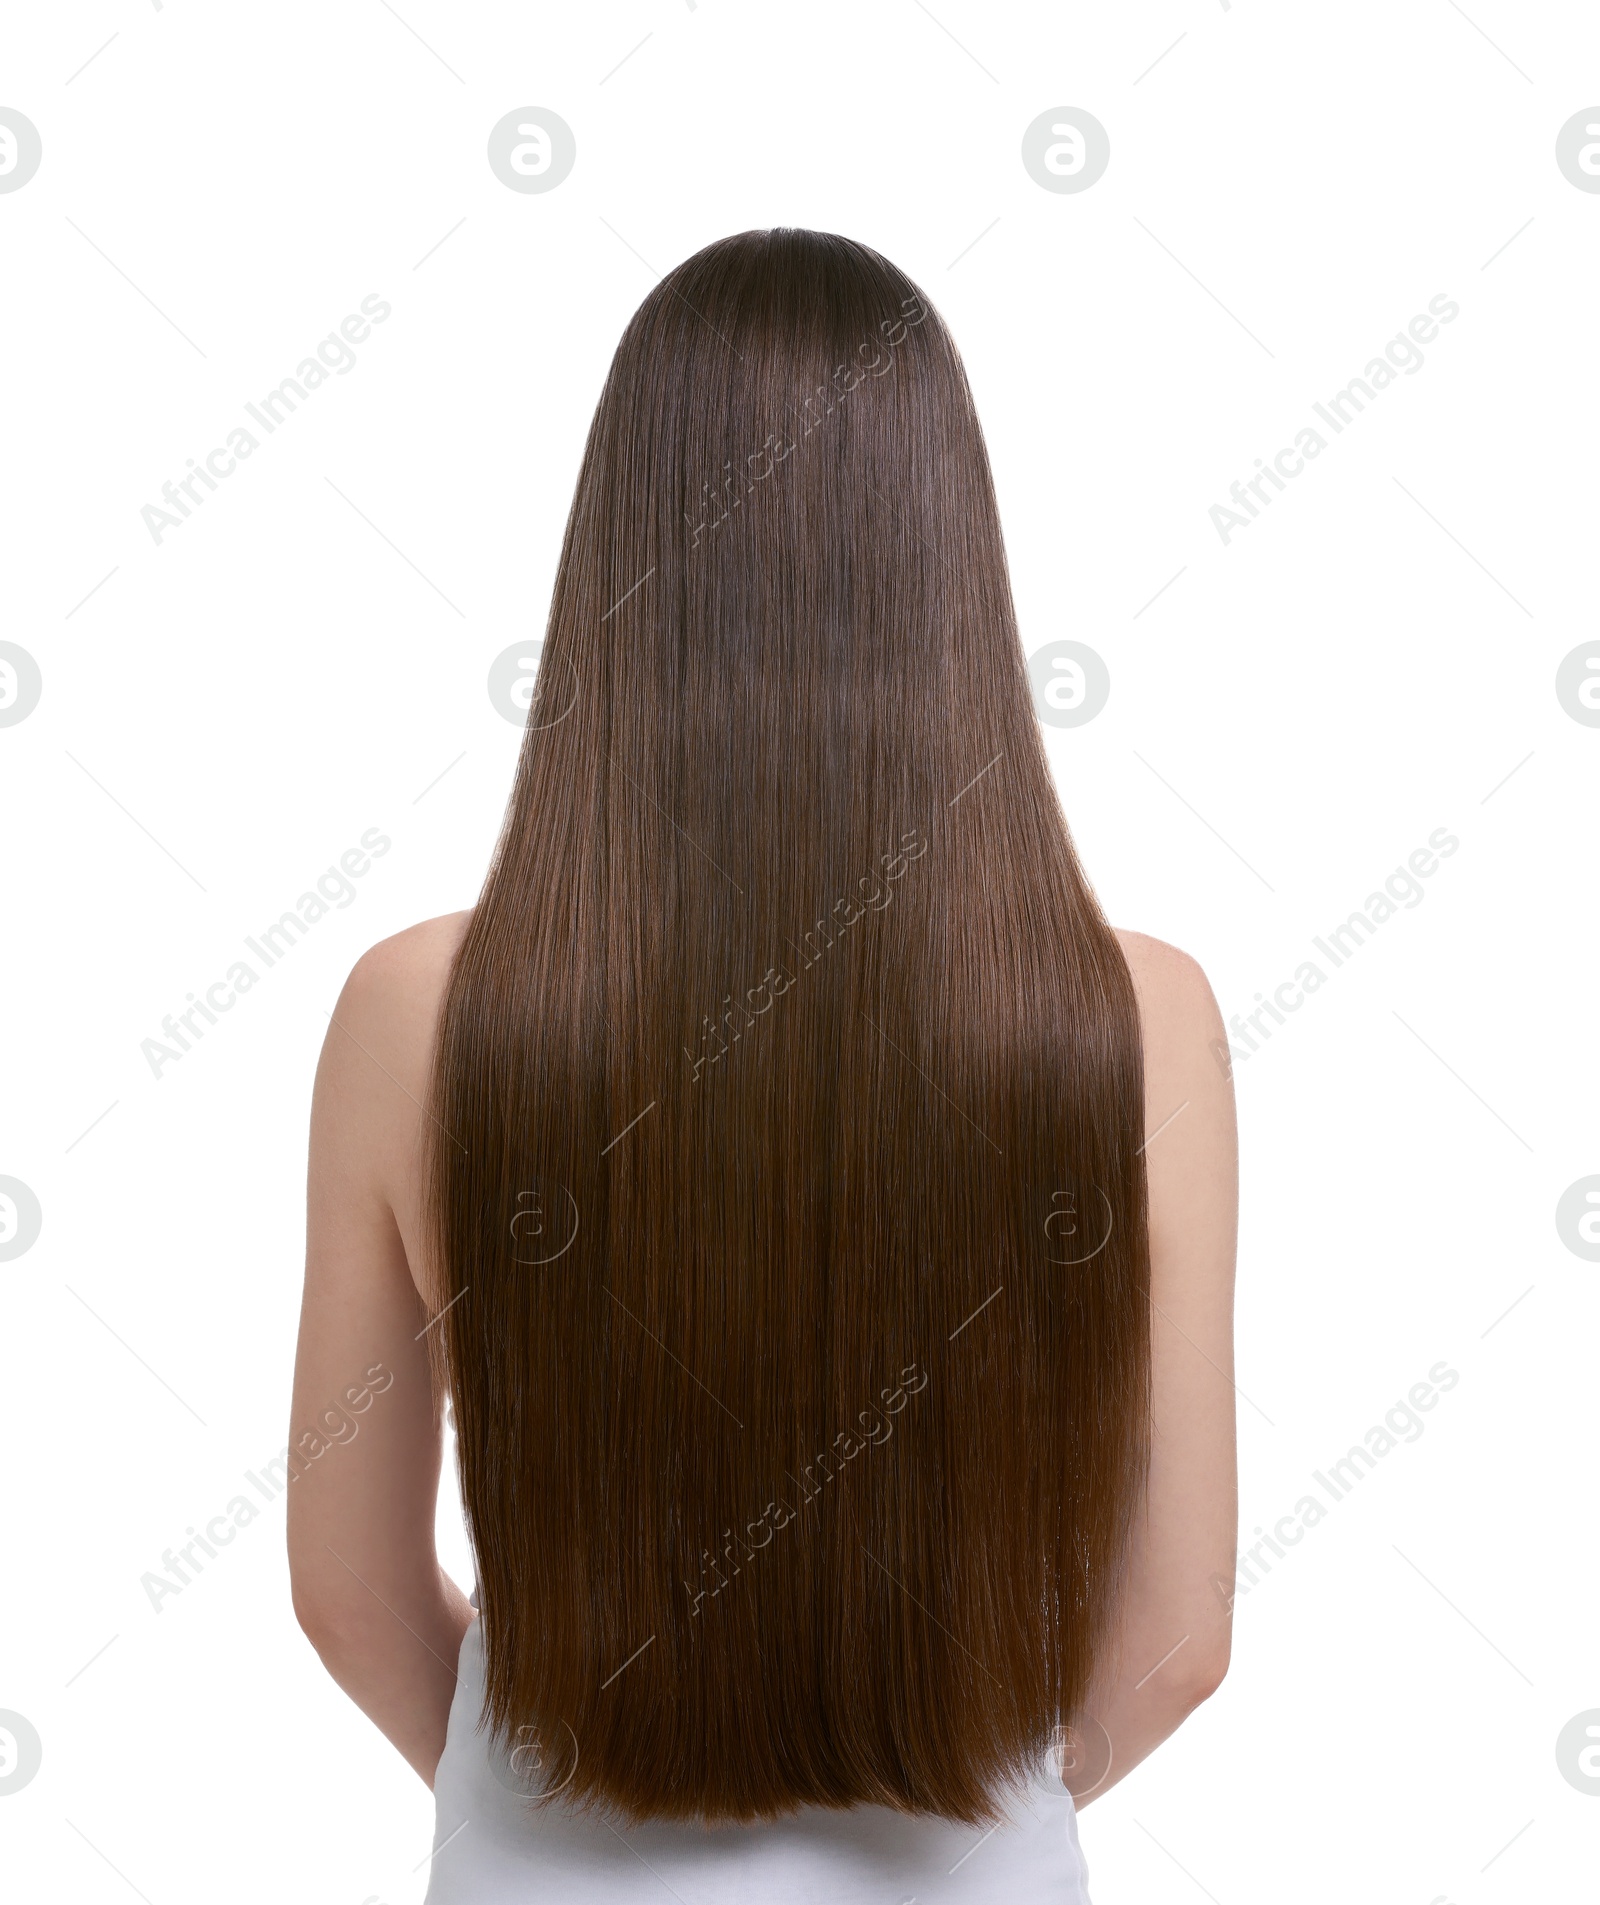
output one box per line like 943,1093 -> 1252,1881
287,228 -> 1238,1903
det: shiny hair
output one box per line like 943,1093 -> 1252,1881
426,227 -> 1150,1825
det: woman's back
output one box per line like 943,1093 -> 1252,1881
304,908 -> 1230,1902
288,228 -> 1237,1898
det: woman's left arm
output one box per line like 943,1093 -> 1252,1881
286,940 -> 473,1786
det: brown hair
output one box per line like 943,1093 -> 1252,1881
426,227 -> 1149,1826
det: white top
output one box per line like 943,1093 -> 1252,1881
423,1615 -> 1093,1904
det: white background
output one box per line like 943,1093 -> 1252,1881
3,3 -> 1597,1901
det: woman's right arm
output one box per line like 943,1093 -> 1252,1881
1073,930 -> 1239,1805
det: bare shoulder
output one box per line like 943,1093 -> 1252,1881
314,910 -> 472,1176
1113,929 -> 1236,1256
1114,928 -> 1224,1062
1113,927 -> 1233,1164
346,909 -> 473,1000
335,906 -> 471,1072
307,912 -> 473,1303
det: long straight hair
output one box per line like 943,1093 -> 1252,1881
426,228 -> 1150,1826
